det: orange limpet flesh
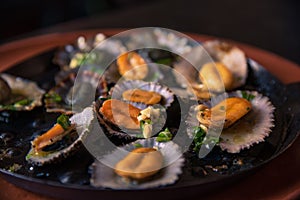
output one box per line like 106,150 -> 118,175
122,89 -> 161,105
100,99 -> 141,130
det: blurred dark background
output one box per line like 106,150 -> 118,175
1,0 -> 299,64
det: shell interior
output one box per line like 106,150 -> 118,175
91,138 -> 184,189
0,73 -> 45,111
26,107 -> 94,166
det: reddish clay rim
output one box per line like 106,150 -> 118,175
0,28 -> 299,84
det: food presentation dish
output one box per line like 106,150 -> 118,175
0,28 -> 299,200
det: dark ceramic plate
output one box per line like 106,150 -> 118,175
0,49 -> 300,200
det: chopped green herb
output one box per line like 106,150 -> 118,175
57,114 -> 71,130
133,143 -> 143,148
45,92 -> 62,103
193,126 -> 206,152
192,126 -> 220,152
25,153 -> 32,160
156,128 -> 172,142
14,99 -> 32,106
155,58 -> 173,65
219,105 -> 225,110
241,91 -> 255,101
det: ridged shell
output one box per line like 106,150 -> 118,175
203,40 -> 248,89
219,91 -> 275,153
44,70 -> 108,114
111,80 -> 174,108
0,73 -> 44,111
104,51 -> 163,84
26,107 -> 94,166
186,91 -> 275,153
94,99 -> 166,145
90,138 -> 184,189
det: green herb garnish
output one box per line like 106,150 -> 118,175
192,126 -> 220,152
241,91 -> 255,101
14,99 -> 32,106
45,92 -> 62,103
134,143 -> 143,148
155,58 -> 173,66
57,114 -> 71,130
156,128 -> 172,142
193,126 -> 206,152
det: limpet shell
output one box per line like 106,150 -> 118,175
90,138 -> 184,189
104,51 -> 163,84
203,40 -> 248,89
26,107 -> 94,166
186,91 -> 275,153
111,80 -> 174,108
0,73 -> 44,111
44,70 -> 108,114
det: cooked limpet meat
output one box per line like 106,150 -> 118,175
199,62 -> 234,92
122,89 -> 162,105
190,83 -> 212,99
203,40 -> 247,89
187,91 -> 274,153
196,97 -> 252,129
31,114 -> 73,152
26,107 -> 94,166
117,52 -> 148,80
100,99 -> 141,130
112,80 -> 174,108
90,138 -> 184,189
114,147 -> 164,180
